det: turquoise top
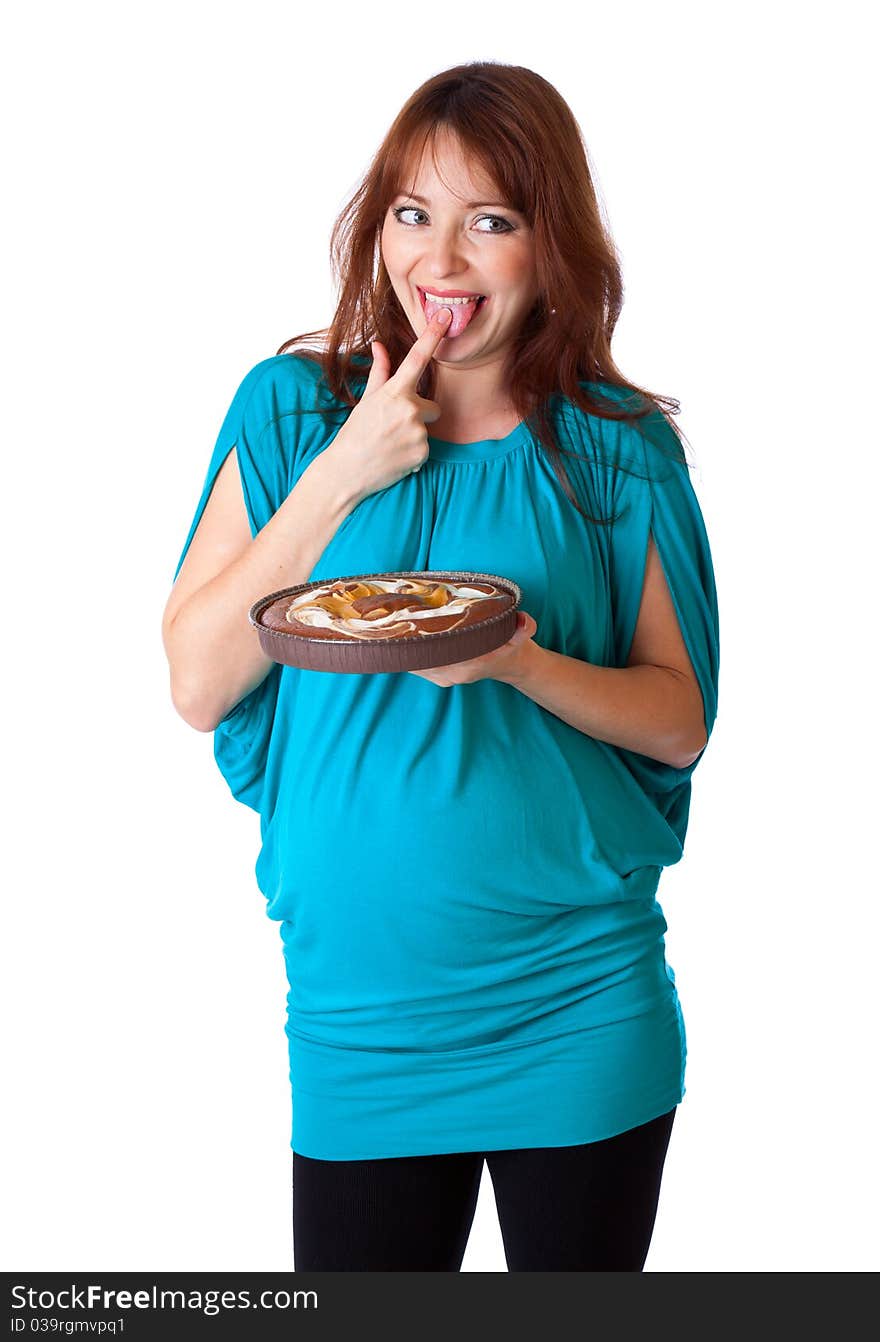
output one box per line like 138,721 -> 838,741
172,352 -> 720,1160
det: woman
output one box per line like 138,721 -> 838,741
162,61 -> 719,1271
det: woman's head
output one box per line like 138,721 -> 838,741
279,61 -> 691,518
305,61 -> 617,382
380,123 -> 541,379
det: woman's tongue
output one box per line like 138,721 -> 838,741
424,293 -> 484,337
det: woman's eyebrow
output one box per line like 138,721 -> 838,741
397,192 -> 514,209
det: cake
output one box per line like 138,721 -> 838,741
258,576 -> 515,643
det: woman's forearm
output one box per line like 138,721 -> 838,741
164,451 -> 357,733
499,642 -> 707,768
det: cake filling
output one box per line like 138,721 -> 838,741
263,577 -> 511,641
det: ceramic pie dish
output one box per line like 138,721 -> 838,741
249,570 -> 522,673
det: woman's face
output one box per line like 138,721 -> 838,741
380,130 -> 540,367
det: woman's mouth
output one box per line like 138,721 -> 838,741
417,287 -> 488,338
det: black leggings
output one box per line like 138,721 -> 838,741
292,1106 -> 676,1271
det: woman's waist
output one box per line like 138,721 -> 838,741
278,900 -> 676,1052
266,712 -> 679,875
285,951 -> 680,1055
260,783 -> 669,919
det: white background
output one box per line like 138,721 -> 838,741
3,0 -> 877,1272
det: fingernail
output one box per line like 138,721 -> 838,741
437,307 -> 452,325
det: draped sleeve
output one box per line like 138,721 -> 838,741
171,356 -> 300,815
601,401 -> 721,841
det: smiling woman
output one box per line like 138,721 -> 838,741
377,127 -> 542,434
164,59 -> 720,1273
275,67 -> 691,518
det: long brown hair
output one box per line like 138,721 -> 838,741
276,60 -> 693,525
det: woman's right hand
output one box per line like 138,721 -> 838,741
326,307 -> 453,506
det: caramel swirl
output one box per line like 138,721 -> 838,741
260,577 -> 512,642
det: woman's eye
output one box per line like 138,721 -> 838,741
392,206 -> 427,226
476,216 -> 513,233
391,206 -> 513,233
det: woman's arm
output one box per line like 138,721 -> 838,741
500,647 -> 706,769
498,536 -> 708,769
162,448 -> 357,733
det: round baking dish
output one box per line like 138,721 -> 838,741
249,570 -> 522,673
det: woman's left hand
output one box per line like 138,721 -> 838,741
407,610 -> 539,687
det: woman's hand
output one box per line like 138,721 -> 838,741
408,610 -> 539,687
323,310 -> 453,508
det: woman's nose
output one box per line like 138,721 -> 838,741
424,232 -> 467,275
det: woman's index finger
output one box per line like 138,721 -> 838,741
388,309 -> 453,390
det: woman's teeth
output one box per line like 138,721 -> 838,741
423,293 -> 483,304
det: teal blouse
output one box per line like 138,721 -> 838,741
172,352 -> 720,1160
